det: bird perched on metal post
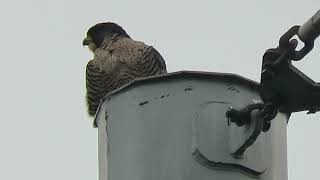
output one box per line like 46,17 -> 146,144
83,22 -> 167,116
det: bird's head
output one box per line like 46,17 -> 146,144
82,22 -> 130,52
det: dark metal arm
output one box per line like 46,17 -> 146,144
226,10 -> 320,157
260,9 -> 320,114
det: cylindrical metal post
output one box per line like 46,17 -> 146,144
298,10 -> 320,43
95,71 -> 288,180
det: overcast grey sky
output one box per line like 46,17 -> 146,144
0,0 -> 319,180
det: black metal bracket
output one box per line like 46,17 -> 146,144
260,10 -> 320,114
226,10 -> 320,157
226,103 -> 277,132
226,102 -> 278,157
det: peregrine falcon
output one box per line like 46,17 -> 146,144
83,22 -> 167,116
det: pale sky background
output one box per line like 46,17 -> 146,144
0,0 -> 319,180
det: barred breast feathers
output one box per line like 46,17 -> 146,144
85,37 -> 167,116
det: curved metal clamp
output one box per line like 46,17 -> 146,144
226,103 -> 278,157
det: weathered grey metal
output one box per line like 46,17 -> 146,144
95,71 -> 288,180
298,9 -> 320,43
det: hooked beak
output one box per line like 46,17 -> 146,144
82,36 -> 92,46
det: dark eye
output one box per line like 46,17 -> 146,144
92,31 -> 107,48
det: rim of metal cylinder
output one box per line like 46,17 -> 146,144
93,70 -> 260,127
